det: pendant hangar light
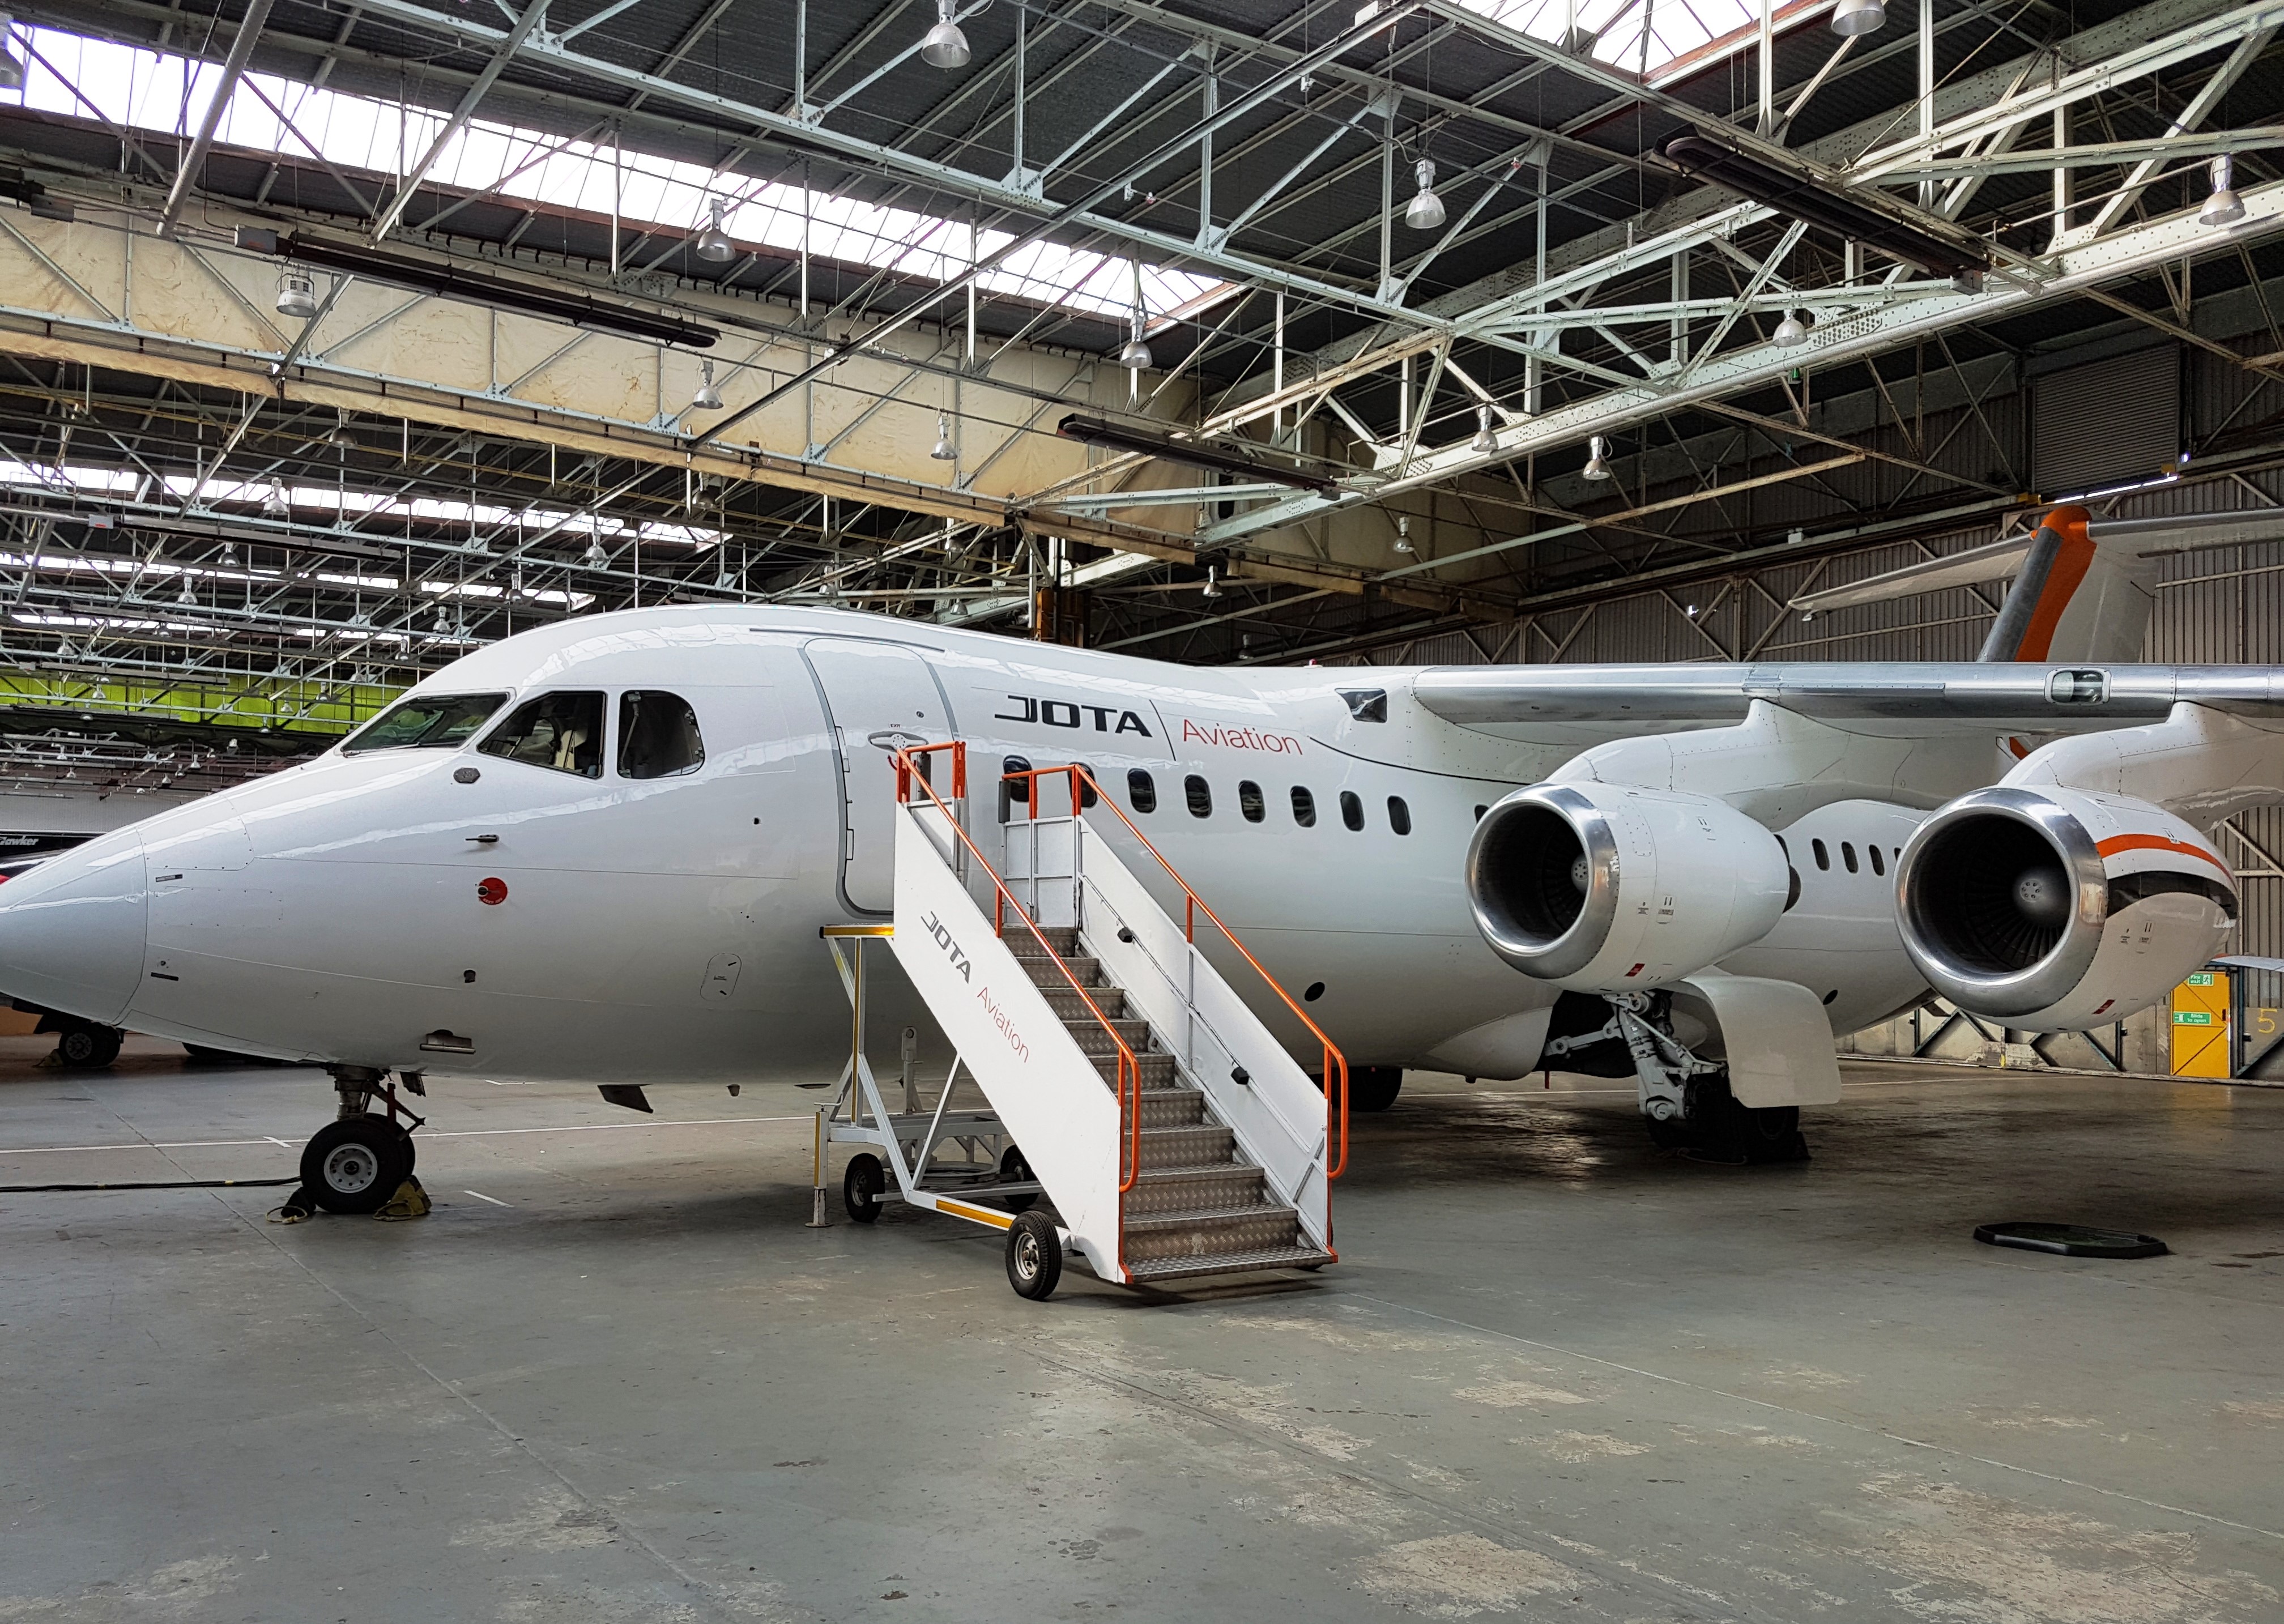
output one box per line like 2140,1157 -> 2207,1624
583,536 -> 608,568
1393,515 -> 1414,554
693,197 -> 736,262
1469,403 -> 1498,456
1404,157 -> 1446,231
1201,565 -> 1221,598
920,0 -> 970,69
931,415 -> 958,461
1582,436 -> 1613,480
1773,309 -> 1809,346
691,359 -> 724,411
275,269 -> 319,318
1118,258 -> 1153,369
1829,0 -> 1885,35
2202,155 -> 2246,227
261,484 -> 291,519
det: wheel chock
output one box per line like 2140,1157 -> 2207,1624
373,1175 -> 432,1221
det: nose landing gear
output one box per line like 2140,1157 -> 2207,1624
297,1066 -> 426,1214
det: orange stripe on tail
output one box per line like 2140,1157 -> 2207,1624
2013,505 -> 2094,662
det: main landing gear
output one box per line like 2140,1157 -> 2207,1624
296,1065 -> 427,1214
1541,991 -> 1808,1165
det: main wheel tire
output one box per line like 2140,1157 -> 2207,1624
1005,1210 -> 1063,1301
54,1025 -> 123,1069
300,1115 -> 415,1214
1725,1102 -> 1809,1165
998,1145 -> 1038,1213
1346,1067 -> 1403,1113
843,1153 -> 885,1224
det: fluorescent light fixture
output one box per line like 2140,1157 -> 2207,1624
1664,135 -> 1992,284
1056,415 -> 1337,493
238,227 -> 719,348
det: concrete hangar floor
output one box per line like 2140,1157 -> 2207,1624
1,1037 -> 2280,1623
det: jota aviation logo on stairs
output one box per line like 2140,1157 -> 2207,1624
994,694 -> 1152,736
919,911 -> 973,982
977,984 -> 1030,1063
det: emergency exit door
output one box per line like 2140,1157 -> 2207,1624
801,638 -> 956,914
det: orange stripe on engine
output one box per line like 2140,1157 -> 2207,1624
2095,833 -> 2233,878
2014,505 -> 2094,663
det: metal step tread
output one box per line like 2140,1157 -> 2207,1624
1126,1246 -> 1335,1282
1123,1202 -> 1293,1230
1131,1160 -> 1262,1180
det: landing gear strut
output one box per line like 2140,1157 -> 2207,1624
1544,992 -> 1808,1165
299,1066 -> 425,1214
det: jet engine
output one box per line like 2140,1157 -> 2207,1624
1895,786 -> 2236,1030
1465,782 -> 1793,992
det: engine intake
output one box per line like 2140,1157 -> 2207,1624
1466,782 -> 1792,992
1896,786 -> 2235,1029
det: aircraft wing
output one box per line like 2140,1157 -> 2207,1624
1412,663 -> 2284,728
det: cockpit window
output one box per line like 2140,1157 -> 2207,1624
478,691 -> 605,778
342,692 -> 509,755
618,690 -> 705,780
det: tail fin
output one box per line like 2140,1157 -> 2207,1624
1975,506 -> 2156,663
1789,506 -> 2284,665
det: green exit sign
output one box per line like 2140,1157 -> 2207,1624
2174,1011 -> 2216,1026
2187,972 -> 2217,987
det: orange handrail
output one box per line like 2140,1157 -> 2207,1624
890,745 -> 1149,1269
1000,760 -> 1350,1182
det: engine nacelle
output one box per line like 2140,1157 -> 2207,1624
1895,786 -> 2236,1030
1465,783 -> 1793,993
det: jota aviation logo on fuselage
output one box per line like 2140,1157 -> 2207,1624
994,694 -> 1153,736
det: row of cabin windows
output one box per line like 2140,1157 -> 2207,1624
1807,838 -> 1904,877
1118,768 -> 1411,834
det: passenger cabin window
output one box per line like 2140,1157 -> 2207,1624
1128,769 -> 1157,813
999,756 -> 1032,822
1842,842 -> 1859,874
1291,786 -> 1316,827
617,690 -> 705,779
1184,774 -> 1213,817
1812,838 -> 1830,871
1239,781 -> 1265,822
344,692 -> 507,754
1340,790 -> 1364,832
1868,845 -> 1886,877
1387,796 -> 1412,836
479,692 -> 604,777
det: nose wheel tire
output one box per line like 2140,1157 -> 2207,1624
54,1025 -> 122,1069
300,1116 -> 416,1214
1005,1210 -> 1063,1301
843,1153 -> 885,1224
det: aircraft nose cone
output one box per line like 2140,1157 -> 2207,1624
0,831 -> 147,1025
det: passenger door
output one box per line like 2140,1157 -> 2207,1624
800,638 -> 956,913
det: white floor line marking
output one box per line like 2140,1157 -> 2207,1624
462,1190 -> 512,1207
0,1114 -> 808,1156
265,1137 -> 293,1148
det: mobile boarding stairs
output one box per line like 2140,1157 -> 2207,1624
814,744 -> 1348,1301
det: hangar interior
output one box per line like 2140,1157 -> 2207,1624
2,0 -> 2283,1616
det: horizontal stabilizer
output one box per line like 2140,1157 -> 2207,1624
1789,509 -> 2284,620
1791,535 -> 2032,619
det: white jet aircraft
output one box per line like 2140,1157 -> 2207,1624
2,503 -> 2278,1216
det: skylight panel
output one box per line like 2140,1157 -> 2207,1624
12,27 -> 1222,323
1455,0 -> 1783,82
